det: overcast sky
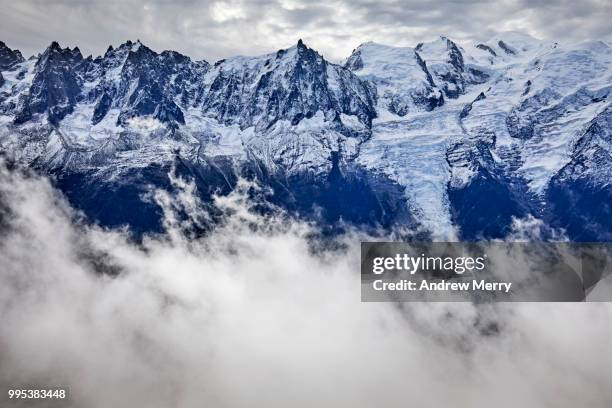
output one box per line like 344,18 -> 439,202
0,0 -> 610,62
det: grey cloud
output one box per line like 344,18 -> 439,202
0,0 -> 610,65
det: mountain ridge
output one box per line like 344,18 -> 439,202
0,34 -> 610,241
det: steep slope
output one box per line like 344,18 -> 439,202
344,42 -> 443,116
193,40 -> 378,176
0,39 -> 407,235
349,34 -> 611,240
415,36 -> 489,99
14,42 -> 84,124
453,38 -> 611,239
200,39 -> 375,133
0,41 -> 24,70
546,105 -> 612,240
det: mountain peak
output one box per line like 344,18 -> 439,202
41,41 -> 82,62
117,39 -> 144,52
354,41 -> 384,51
483,31 -> 543,54
104,39 -> 154,62
416,36 -> 460,52
271,39 -> 320,63
294,38 -> 314,55
1,32 -> 610,241
0,41 -> 25,69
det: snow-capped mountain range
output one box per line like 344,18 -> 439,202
0,33 -> 610,241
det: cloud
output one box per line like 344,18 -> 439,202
0,0 -> 609,62
0,161 -> 611,407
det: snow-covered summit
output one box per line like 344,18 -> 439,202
344,42 -> 443,116
416,36 -> 490,99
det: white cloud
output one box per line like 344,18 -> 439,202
210,1 -> 247,23
0,161 -> 611,407
126,116 -> 164,132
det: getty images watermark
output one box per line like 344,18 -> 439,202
361,242 -> 612,302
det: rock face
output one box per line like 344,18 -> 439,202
201,40 -> 376,133
0,41 -> 24,70
0,34 -> 610,241
5,39 -> 211,128
546,105 -> 612,241
14,42 -> 84,124
84,40 -> 207,127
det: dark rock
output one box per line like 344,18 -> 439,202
0,41 -> 25,70
92,93 -> 112,125
498,40 -> 516,55
199,40 -> 376,133
14,42 -> 84,124
476,43 -> 497,57
459,92 -> 486,119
